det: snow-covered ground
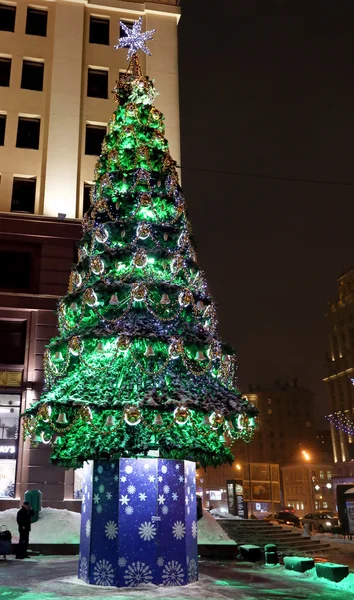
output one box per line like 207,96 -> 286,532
0,506 -> 234,546
0,507 -> 81,544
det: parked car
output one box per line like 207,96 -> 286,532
301,511 -> 338,533
264,511 -> 302,528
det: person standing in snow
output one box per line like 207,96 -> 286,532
16,501 -> 34,559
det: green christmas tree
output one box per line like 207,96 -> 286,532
23,22 -> 257,469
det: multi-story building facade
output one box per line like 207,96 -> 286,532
0,0 -> 181,509
282,463 -> 335,515
324,269 -> 354,465
233,380 -> 316,464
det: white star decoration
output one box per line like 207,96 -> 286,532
139,493 -> 147,501
119,495 -> 130,506
115,17 -> 155,61
158,494 -> 165,505
172,493 -> 178,501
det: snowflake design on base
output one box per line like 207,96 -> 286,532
106,491 -> 112,500
79,556 -> 88,582
139,492 -> 147,501
98,484 -> 105,494
188,559 -> 198,583
90,554 -> 96,564
98,465 -> 103,474
93,559 -> 115,586
192,521 -> 197,539
172,521 -> 186,540
120,476 -> 127,482
120,494 -> 129,505
157,556 -> 164,567
162,560 -> 184,586
139,521 -> 157,541
93,494 -> 100,505
162,505 -> 169,515
85,519 -> 91,538
125,505 -> 134,515
105,520 -> 118,540
118,557 -> 127,568
125,465 -> 133,474
172,493 -> 178,501
127,485 -> 136,495
161,465 -> 167,474
96,504 -> 103,514
163,485 -> 170,494
124,561 -> 153,587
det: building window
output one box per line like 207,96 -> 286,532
315,501 -> 319,510
120,20 -> 132,37
25,7 -> 47,36
319,470 -> 324,480
0,114 -> 6,145
323,501 -> 328,509
267,408 -> 272,415
11,177 -> 36,213
0,248 -> 33,292
0,321 -> 26,364
85,124 -> 106,155
21,60 -> 44,91
0,57 -> 11,87
74,468 -> 84,498
0,394 -> 21,498
87,68 -> 108,99
327,471 -> 332,480
16,117 -> 40,149
89,16 -> 109,45
0,4 -> 16,32
83,183 -> 93,214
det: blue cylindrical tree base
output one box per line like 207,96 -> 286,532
78,458 -> 198,587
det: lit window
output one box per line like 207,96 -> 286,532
0,394 -> 21,498
25,7 -> 47,37
323,501 -> 328,509
89,16 -> 109,45
319,471 -> 324,480
327,471 -> 332,480
0,4 -> 16,32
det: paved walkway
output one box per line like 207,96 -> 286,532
0,557 -> 352,600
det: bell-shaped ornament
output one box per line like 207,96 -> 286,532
196,300 -> 205,311
70,302 -> 78,312
121,229 -> 126,238
163,232 -> 168,241
54,351 -> 64,362
145,345 -> 155,357
96,342 -> 104,353
56,413 -> 68,425
105,415 -> 115,427
109,294 -> 119,305
160,293 -> 170,305
153,413 -> 163,426
195,350 -> 206,361
219,434 -> 226,444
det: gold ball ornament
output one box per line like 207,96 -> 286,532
136,223 -> 151,240
95,227 -> 108,244
140,193 -> 152,207
209,412 -> 224,430
131,282 -> 147,301
82,288 -> 98,307
171,255 -> 184,274
90,256 -> 105,275
117,335 -> 130,352
68,336 -> 82,356
124,405 -> 142,426
169,338 -> 184,359
95,199 -> 107,213
173,405 -> 190,425
178,289 -> 193,307
133,248 -> 148,268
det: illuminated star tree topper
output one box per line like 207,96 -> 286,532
115,16 -> 156,60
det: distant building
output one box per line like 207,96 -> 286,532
281,463 -> 335,516
324,269 -> 354,466
233,380 -> 317,465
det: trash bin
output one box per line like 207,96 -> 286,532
264,543 -> 278,565
24,490 -> 42,523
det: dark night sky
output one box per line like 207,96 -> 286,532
177,0 -> 354,423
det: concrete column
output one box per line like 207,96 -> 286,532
43,1 -> 84,218
330,422 -> 339,463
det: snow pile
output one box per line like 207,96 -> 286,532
0,507 -> 80,544
210,508 -> 243,520
285,566 -> 354,592
197,509 -> 236,545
